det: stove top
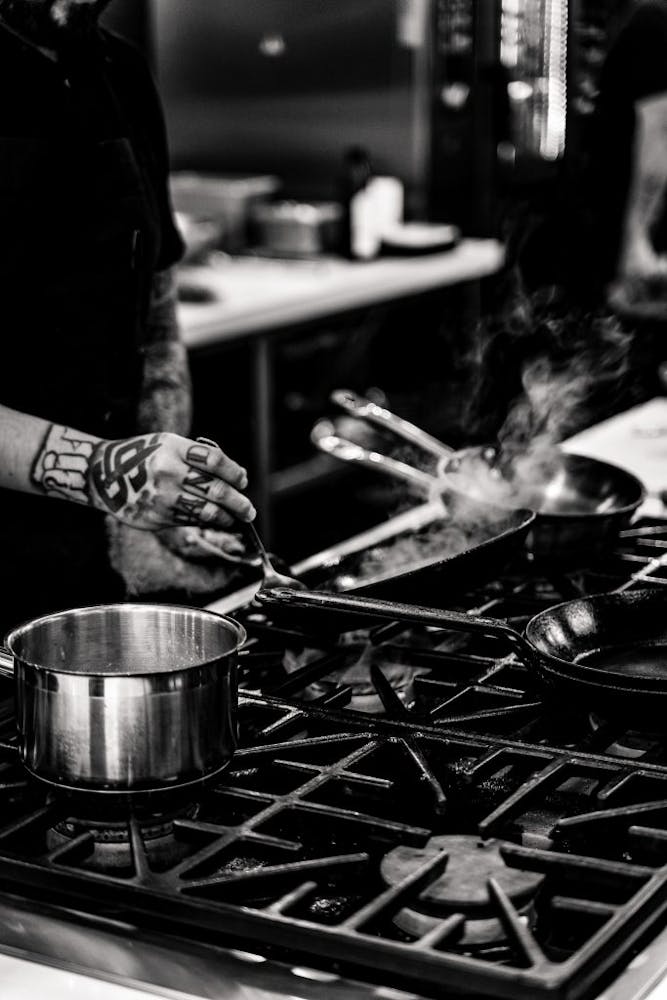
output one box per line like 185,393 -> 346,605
1,515 -> 667,1000
235,515 -> 667,761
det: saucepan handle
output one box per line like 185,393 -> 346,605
257,588 -> 538,666
0,647 -> 14,679
331,389 -> 456,462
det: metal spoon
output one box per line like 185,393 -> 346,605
244,521 -> 305,591
195,437 -> 303,590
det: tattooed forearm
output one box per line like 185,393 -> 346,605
143,269 -> 181,347
138,341 -> 192,436
138,268 -> 192,436
31,425 -> 100,505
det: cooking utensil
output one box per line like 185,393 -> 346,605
317,390 -> 646,559
195,436 -> 303,587
310,421 -> 535,609
258,586 -> 667,725
346,491 -> 534,606
250,494 -> 533,631
245,521 -> 305,591
0,603 -> 246,799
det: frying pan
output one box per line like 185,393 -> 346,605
302,488 -> 535,611
313,390 -> 646,561
257,586 -> 667,726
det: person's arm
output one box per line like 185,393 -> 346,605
0,403 -> 255,530
133,267 -> 246,561
608,91 -> 667,319
137,267 -> 192,436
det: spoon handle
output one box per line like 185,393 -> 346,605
244,521 -> 273,572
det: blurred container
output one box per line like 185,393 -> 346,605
170,173 -> 281,253
249,200 -> 344,256
174,212 -> 226,264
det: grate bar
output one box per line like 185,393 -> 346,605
342,847 -> 449,931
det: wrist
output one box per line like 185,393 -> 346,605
31,424 -> 104,507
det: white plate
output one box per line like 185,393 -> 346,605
382,222 -> 460,251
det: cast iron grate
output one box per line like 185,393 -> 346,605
0,699 -> 667,999
234,518 -> 667,762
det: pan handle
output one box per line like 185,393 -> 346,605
257,588 -> 538,666
0,648 -> 14,679
311,419 -> 440,497
331,390 -> 456,462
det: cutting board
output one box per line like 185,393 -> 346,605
562,397 -> 667,496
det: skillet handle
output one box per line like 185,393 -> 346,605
0,648 -> 14,679
331,389 -> 456,462
257,588 -> 537,666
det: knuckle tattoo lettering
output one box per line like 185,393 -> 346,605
183,468 -> 215,494
174,493 -> 207,523
186,444 -> 210,465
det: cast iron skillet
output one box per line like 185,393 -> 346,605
338,491 -> 535,608
257,586 -> 667,727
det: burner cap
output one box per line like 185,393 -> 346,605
47,803 -> 198,873
381,834 -> 544,914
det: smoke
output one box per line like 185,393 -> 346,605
315,274 -> 638,584
459,277 -> 637,505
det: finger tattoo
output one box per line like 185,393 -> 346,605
183,468 -> 217,495
186,443 -> 211,465
173,493 -> 208,524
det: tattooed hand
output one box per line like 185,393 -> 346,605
87,432 -> 255,530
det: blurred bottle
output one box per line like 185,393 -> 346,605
339,146 -> 379,261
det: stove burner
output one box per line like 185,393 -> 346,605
588,712 -> 666,759
47,803 -> 198,873
381,835 -> 545,947
285,641 -> 422,714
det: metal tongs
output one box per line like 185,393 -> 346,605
311,389 -> 455,499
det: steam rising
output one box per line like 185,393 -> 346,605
457,282 -> 636,508
320,280 -> 638,585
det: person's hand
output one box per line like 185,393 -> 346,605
607,238 -> 667,321
88,433 -> 255,530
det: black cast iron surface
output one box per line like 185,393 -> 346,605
238,516 -> 667,760
0,519 -> 666,998
0,698 -> 667,999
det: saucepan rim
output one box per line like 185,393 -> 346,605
4,602 -> 247,678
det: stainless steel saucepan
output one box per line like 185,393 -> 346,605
0,603 -> 246,799
313,389 -> 646,560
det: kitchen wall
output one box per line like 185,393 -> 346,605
147,0 -> 432,212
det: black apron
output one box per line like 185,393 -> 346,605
0,38 -> 164,632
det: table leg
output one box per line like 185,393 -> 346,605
250,335 -> 274,544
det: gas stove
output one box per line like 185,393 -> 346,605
1,507 -> 667,1000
